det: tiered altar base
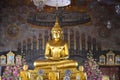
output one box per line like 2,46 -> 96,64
29,67 -> 81,80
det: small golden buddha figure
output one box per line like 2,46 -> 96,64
76,66 -> 87,80
48,66 -> 59,80
34,18 -> 78,69
20,65 -> 30,80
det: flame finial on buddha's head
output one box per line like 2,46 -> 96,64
51,17 -> 63,32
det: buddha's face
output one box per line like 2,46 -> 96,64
52,30 -> 62,39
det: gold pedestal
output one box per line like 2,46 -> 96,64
30,68 -> 79,80
33,59 -> 79,80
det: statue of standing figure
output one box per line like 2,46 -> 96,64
20,65 -> 30,80
76,66 -> 87,80
48,66 -> 59,80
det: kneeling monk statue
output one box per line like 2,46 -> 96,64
34,18 -> 78,69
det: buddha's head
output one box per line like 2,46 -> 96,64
23,64 -> 28,71
51,18 -> 63,39
79,66 -> 84,71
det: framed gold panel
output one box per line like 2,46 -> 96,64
0,55 -> 6,65
7,51 -> 15,65
115,55 -> 120,65
99,55 -> 106,65
106,50 -> 115,65
16,55 -> 22,65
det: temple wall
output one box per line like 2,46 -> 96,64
0,6 -> 120,53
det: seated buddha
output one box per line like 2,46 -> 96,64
34,18 -> 78,69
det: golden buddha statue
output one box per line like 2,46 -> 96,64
20,65 -> 30,80
34,18 -> 78,69
76,66 -> 87,80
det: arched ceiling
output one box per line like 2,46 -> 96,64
1,0 -> 120,14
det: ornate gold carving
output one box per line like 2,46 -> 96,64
7,51 -> 15,65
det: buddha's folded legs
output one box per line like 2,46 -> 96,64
34,59 -> 78,69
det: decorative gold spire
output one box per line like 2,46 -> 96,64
51,17 -> 62,32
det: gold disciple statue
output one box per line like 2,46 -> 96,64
20,65 -> 30,80
34,18 -> 78,69
48,66 -> 59,80
76,66 -> 87,80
